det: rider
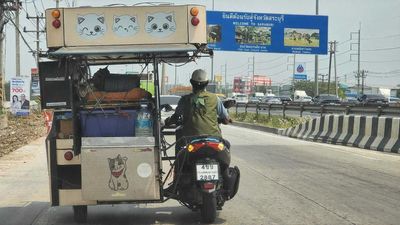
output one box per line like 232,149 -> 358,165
165,69 -> 231,148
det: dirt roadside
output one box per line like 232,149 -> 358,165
0,113 -> 46,157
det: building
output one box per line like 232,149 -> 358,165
233,75 -> 272,94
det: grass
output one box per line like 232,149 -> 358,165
230,112 -> 310,129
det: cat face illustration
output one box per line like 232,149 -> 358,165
77,14 -> 106,39
113,15 -> 139,37
145,12 -> 176,38
108,154 -> 127,178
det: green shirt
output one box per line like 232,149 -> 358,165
175,90 -> 222,137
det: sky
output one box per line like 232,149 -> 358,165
3,0 -> 400,88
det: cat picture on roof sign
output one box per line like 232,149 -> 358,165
145,12 -> 176,38
77,13 -> 107,39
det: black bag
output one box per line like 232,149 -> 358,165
223,166 -> 240,200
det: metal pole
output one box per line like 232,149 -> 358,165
161,62 -> 166,95
224,62 -> 227,95
334,41 -> 338,97
292,54 -> 296,97
56,0 -> 60,8
36,15 -> 40,70
327,42 -> 333,94
0,4 -> 5,106
252,55 -> 255,93
15,0 -> 20,77
210,0 -> 214,89
357,26 -> 361,94
314,0 -> 319,96
174,65 -> 177,86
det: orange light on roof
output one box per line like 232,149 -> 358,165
190,7 -> 199,16
51,9 -> 60,18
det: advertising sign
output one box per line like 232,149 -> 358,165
31,75 -> 40,96
206,11 -> 328,55
294,74 -> 307,80
10,77 -> 31,116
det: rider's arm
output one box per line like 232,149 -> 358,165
217,98 -> 231,124
166,97 -> 184,126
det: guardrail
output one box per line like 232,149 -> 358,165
235,102 -> 400,118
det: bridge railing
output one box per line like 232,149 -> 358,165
235,102 -> 400,118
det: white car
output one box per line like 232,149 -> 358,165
233,94 -> 248,104
160,95 -> 181,125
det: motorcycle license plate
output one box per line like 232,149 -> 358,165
196,163 -> 219,181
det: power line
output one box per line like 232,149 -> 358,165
361,46 -> 400,52
361,33 -> 400,41
3,14 -> 35,53
255,55 -> 286,64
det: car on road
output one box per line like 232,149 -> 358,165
277,96 -> 292,104
262,96 -> 282,104
343,96 -> 359,105
160,95 -> 181,124
312,94 -> 341,105
248,96 -> 261,104
233,93 -> 249,104
357,94 -> 388,105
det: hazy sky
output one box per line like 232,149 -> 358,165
3,0 -> 400,88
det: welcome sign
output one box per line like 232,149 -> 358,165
206,11 -> 328,55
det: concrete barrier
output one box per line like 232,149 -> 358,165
282,115 -> 400,153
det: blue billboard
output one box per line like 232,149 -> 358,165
206,11 -> 328,55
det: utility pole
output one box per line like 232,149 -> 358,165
174,65 -> 177,86
314,0 -> 319,96
292,54 -> 296,97
210,1 -> 215,88
24,14 -> 45,70
319,74 -> 327,84
223,62 -> 227,96
327,41 -> 337,95
161,62 -> 166,95
361,70 -> 367,94
15,0 -> 20,76
1,0 -> 19,104
334,41 -> 338,97
350,25 -> 361,94
0,1 -> 4,105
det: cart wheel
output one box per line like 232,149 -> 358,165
73,205 -> 87,223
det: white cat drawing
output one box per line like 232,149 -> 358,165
77,14 -> 106,39
145,12 -> 176,38
113,15 -> 139,37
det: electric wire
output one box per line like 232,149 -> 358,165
3,14 -> 35,54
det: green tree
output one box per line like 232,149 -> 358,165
294,80 -> 346,98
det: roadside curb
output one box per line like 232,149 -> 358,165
231,121 -> 284,135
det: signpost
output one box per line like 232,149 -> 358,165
294,62 -> 307,80
207,11 -> 328,55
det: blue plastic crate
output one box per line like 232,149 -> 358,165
80,110 -> 137,137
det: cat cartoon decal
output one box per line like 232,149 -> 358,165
145,12 -> 176,38
112,15 -> 139,37
76,14 -> 106,39
108,154 -> 129,191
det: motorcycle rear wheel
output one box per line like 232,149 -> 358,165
201,193 -> 217,223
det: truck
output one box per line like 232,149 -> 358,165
39,4 -> 228,223
293,90 -> 312,103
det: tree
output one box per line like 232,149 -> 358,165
294,80 -> 346,98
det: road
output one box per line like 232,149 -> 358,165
1,126 -> 400,225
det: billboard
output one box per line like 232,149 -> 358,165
10,77 -> 31,116
206,11 -> 328,55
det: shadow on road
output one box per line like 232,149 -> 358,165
0,201 -> 227,225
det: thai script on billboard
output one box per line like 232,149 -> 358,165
10,77 -> 31,116
206,11 -> 328,55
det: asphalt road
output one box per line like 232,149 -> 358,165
1,126 -> 400,225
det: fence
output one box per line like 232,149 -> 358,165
235,102 -> 400,118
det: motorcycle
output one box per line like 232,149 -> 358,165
161,99 -> 240,223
